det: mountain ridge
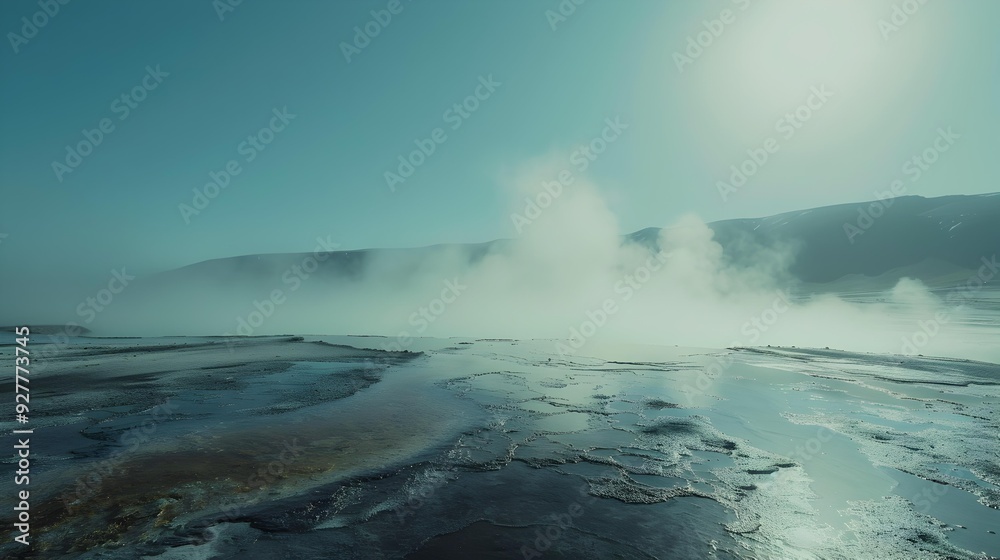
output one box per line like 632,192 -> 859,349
158,193 -> 1000,289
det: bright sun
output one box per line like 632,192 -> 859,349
672,0 -> 946,154
724,1 -> 886,106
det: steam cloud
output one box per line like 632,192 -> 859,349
45,156 -> 996,363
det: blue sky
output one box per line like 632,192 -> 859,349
1,0 -> 998,285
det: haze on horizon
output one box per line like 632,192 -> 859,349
1,0 -> 998,360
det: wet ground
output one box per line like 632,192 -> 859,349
1,335 -> 998,559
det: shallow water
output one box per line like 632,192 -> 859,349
1,336 -> 998,559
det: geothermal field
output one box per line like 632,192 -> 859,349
3,1 -> 1000,558
2,284 -> 999,559
3,194 -> 1000,559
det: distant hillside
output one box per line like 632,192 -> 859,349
705,193 -> 1000,284
154,193 -> 1000,291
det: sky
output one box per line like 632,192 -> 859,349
1,0 -> 998,287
